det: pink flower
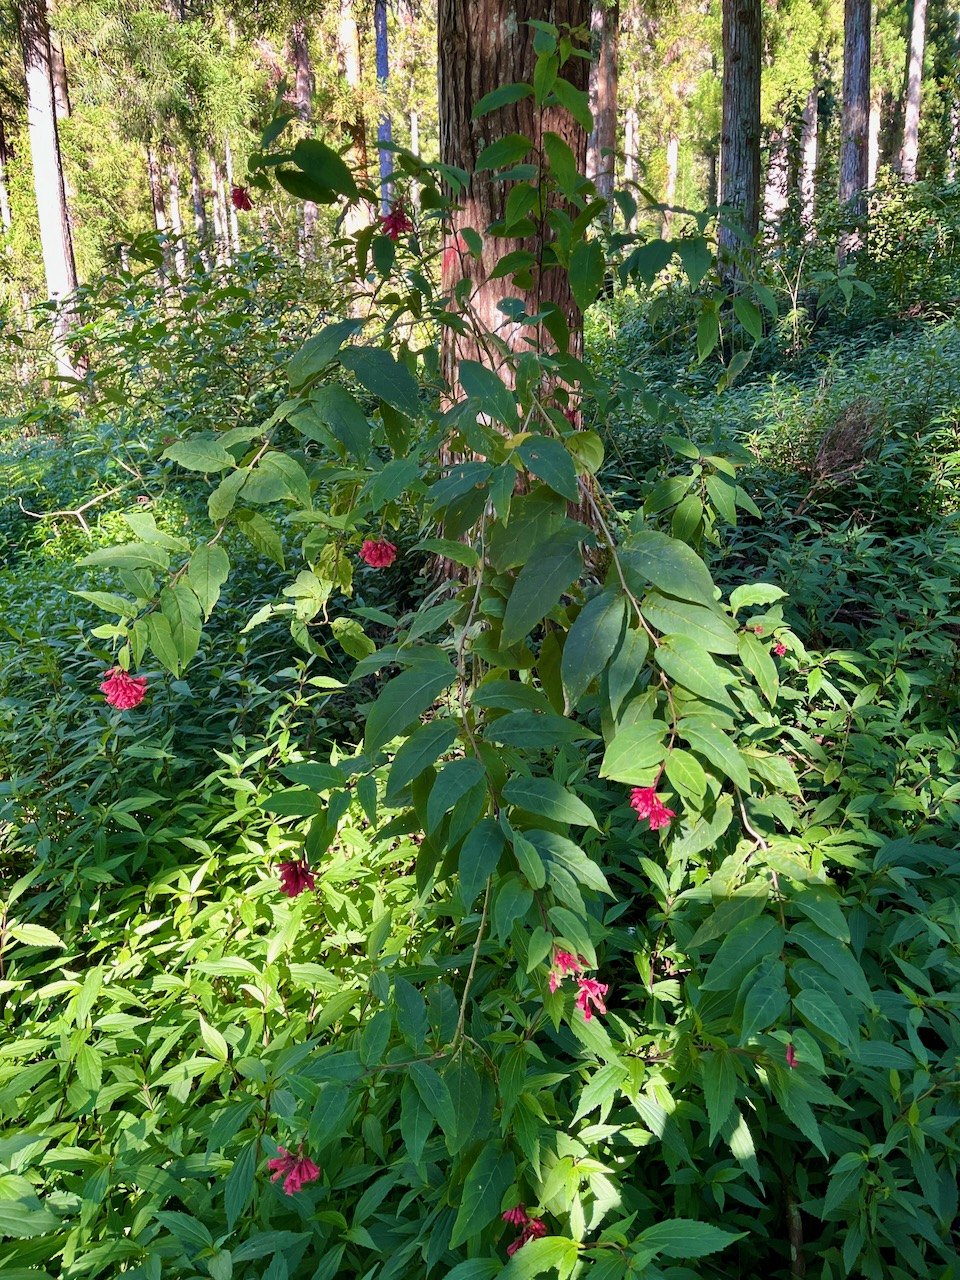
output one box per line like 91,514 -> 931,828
754,625 -> 764,635
786,1041 -> 798,1069
575,978 -> 608,1021
773,641 -> 787,657
267,1146 -> 321,1195
100,668 -> 147,710
548,949 -> 583,993
506,1217 -> 547,1255
379,201 -> 413,240
502,1205 -> 529,1226
231,185 -> 253,211
360,538 -> 397,568
629,787 -> 675,831
278,861 -> 316,898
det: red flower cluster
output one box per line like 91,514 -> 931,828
548,949 -> 583,993
774,640 -> 787,657
100,668 -> 147,710
630,786 -> 675,831
786,1041 -> 798,1069
502,1205 -> 547,1255
231,185 -> 253,211
267,1146 -> 321,1195
360,538 -> 397,568
575,977 -> 608,1021
379,201 -> 413,240
278,861 -> 316,898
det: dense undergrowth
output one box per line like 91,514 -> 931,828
0,73 -> 959,1280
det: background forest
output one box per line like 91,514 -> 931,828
0,3 -> 959,1280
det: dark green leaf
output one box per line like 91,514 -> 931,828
622,530 -> 718,608
516,436 -> 579,502
448,1145 -> 516,1249
501,525 -> 585,645
365,664 -> 453,754
341,347 -> 420,417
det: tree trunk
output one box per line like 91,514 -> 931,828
0,118 -> 12,233
374,0 -> 393,212
209,150 -> 229,266
189,145 -> 210,268
624,104 -> 638,228
291,18 -> 317,260
662,129 -> 679,237
868,89 -> 880,186
147,145 -> 167,234
799,80 -> 818,236
19,0 -> 78,376
165,149 -> 187,276
45,0 -> 70,120
437,0 -> 591,396
586,0 -> 619,214
899,0 -> 926,182
763,117 -> 791,230
223,134 -> 241,253
338,0 -> 372,236
839,0 -> 870,258
718,0 -> 761,277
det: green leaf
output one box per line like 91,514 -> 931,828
162,438 -> 235,472
728,582 -> 787,613
793,990 -> 855,1047
789,924 -> 872,1003
656,636 -> 735,708
560,591 -> 626,711
288,319 -> 365,389
679,718 -> 751,791
448,1145 -> 515,1249
409,1061 -> 458,1139
677,237 -> 713,288
0,1202 -> 62,1237
426,758 -> 486,832
733,295 -> 763,340
224,1141 -> 257,1231
186,545 -> 230,620
502,777 -> 597,828
607,627 -> 650,718
282,761 -> 343,791
740,958 -> 788,1039
160,583 -> 202,671
499,1237 -> 579,1279
121,510 -> 189,550
637,1219 -> 744,1259
459,819 -> 506,905
702,917 -> 783,992
291,138 -> 358,198
501,526 -> 584,646
572,1062 -> 627,1122
791,887 -> 850,942
599,722 -> 668,784
664,748 -> 707,801
738,631 -> 779,705
696,307 -> 720,363
443,1261 -> 501,1280
386,720 -> 459,803
516,436 -> 580,502
79,542 -> 170,572
550,78 -> 593,131
236,510 -> 285,569
475,134 -> 533,171
511,830 -> 546,888
365,663 -> 453,754
457,358 -> 519,429
7,923 -> 64,949
641,594 -> 738,655
208,468 -> 248,522
622,531 -> 718,608
340,347 -> 420,418
528,830 -> 611,895
623,239 -> 674,285
147,613 -> 180,676
700,1050 -> 737,1143
484,711 -> 593,747
309,385 -> 371,462
400,1075 -> 432,1164
569,239 -> 606,312
472,83 -> 534,118
71,589 -> 138,618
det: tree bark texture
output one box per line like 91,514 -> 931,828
437,0 -> 591,395
338,0 -> 372,236
0,118 -> 12,233
662,130 -> 679,237
209,150 -> 229,266
165,149 -> 187,276
718,0 -> 761,271
899,0 -> 927,182
839,0 -> 870,248
291,18 -> 317,259
763,118 -> 791,230
799,81 -> 818,235
586,0 -> 619,211
45,0 -> 70,120
374,0 -> 394,212
223,134 -> 241,253
20,0 -> 78,333
188,146 -> 210,268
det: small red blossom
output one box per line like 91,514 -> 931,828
502,1205 -> 529,1226
575,977 -> 608,1022
379,201 -> 413,240
442,230 -> 468,273
360,538 -> 397,568
754,625 -> 764,635
773,640 -> 787,657
267,1146 -> 321,1195
506,1216 -> 547,1256
100,668 -> 147,710
548,949 -> 583,993
786,1041 -> 798,1069
629,786 -> 675,831
278,861 -> 316,898
231,185 -> 253,211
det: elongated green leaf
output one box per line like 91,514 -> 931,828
160,583 -> 202,670
502,777 -> 597,828
224,1140 -> 257,1230
340,347 -> 420,417
459,360 -> 519,428
737,630 -> 779,705
8,923 -> 64,948
664,748 -> 707,801
400,1075 -> 432,1165
365,664 -> 453,754
147,613 -> 180,676
472,83 -> 534,119
740,959 -> 788,1039
516,436 -> 579,502
483,711 -> 593,747
288,318 -> 364,388
569,238 -> 606,312
607,626 -> 650,718
71,589 -> 138,618
499,1236 -> 579,1280
309,385 -> 371,461
528,829 -> 611,894
656,635 -> 735,709
729,583 -> 787,613
386,719 -> 459,802
459,818 -> 506,905
502,526 -> 584,646
641,594 -> 738,655
291,138 -> 358,197
79,542 -> 170,572
475,133 -> 533,171
599,722 -> 668,783
702,917 -> 783,992
235,510 -> 285,569
162,439 -> 235,472
793,990 -> 855,1047
448,1145 -> 515,1249
426,758 -> 486,832
700,1050 -> 737,1143
409,1061 -> 458,1139
637,1219 -> 744,1259
679,718 -> 751,790
186,545 -> 230,620
622,530 -> 717,608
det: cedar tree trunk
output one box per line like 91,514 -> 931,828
586,0 -> 618,212
718,0 -> 761,277
899,0 -> 927,181
839,0 -> 870,258
292,18 -> 317,259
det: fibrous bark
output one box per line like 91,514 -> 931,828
899,0 -> 927,182
799,80 -> 818,235
291,18 -> 317,259
338,0 -> 372,235
839,0 -> 871,257
718,0 -> 761,276
374,0 -> 393,212
586,0 -> 619,212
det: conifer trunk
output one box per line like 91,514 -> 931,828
839,0 -> 871,258
662,130 -> 678,237
799,81 -> 818,236
586,0 -> 619,213
166,149 -> 187,277
763,117 -> 791,229
374,0 -> 393,211
291,18 -> 317,260
338,0 -> 372,236
223,135 -> 241,253
0,118 -> 12,233
209,151 -> 229,266
899,0 -> 927,182
718,0 -> 761,277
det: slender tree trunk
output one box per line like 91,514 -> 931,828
0,118 -> 12,234
19,0 -> 77,377
146,145 -> 167,234
437,0 -> 591,395
410,109 -> 421,208
586,0 -> 619,214
209,151 -> 229,266
662,129 -> 679,237
624,104 -> 638,227
165,148 -> 187,276
868,89 -> 880,185
763,117 -> 791,230
799,80 -> 818,235
718,0 -> 762,277
899,0 -> 927,182
374,0 -> 393,212
189,146 -> 211,268
839,0 -> 870,259
45,0 -> 70,120
291,18 -> 317,260
338,0 -> 372,236
223,135 -> 241,253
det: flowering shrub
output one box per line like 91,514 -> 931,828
99,666 -> 147,708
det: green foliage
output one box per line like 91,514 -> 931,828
0,26 -> 958,1280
